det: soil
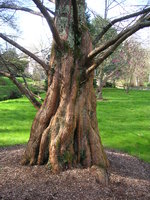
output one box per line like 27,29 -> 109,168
0,145 -> 150,200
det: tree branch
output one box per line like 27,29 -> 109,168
0,70 -> 11,78
48,0 -> 55,3
0,33 -> 49,72
86,19 -> 150,75
45,7 -> 55,15
93,6 -> 150,45
32,0 -> 62,49
0,69 -> 41,109
86,13 -> 150,64
0,4 -> 43,17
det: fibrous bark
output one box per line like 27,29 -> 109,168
21,0 -> 109,175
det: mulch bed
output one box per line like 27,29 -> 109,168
0,145 -> 150,200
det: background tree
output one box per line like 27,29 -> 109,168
0,48 -> 27,74
0,0 -> 150,180
118,39 -> 149,92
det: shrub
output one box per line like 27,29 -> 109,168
93,78 -> 97,89
104,81 -> 115,88
147,83 -> 150,87
8,90 -> 22,99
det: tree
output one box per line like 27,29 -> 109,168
117,39 -> 149,92
0,0 -> 150,177
0,48 -> 27,74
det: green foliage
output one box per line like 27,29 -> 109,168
104,81 -> 115,88
8,90 -> 22,99
93,78 -> 97,89
146,82 -> 150,87
0,76 -> 45,100
87,14 -> 122,85
0,76 -> 22,101
88,15 -> 117,44
0,49 -> 28,76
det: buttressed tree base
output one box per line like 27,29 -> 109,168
21,0 -> 109,175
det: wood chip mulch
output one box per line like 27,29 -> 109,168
0,145 -> 150,200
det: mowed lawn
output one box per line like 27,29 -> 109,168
0,98 -> 36,146
0,88 -> 150,163
97,88 -> 150,163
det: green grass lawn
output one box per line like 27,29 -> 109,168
97,88 -> 150,163
0,97 -> 36,146
0,88 -> 150,163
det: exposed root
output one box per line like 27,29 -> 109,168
90,165 -> 109,186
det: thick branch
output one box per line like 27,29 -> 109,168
48,0 -> 55,3
0,33 -> 49,72
10,76 -> 41,110
86,20 -> 150,75
32,0 -> 62,48
22,74 -> 44,102
45,7 -> 55,15
0,4 -> 43,16
93,6 -> 150,45
0,71 -> 11,78
0,70 -> 41,109
0,3 -> 55,16
86,14 -> 150,63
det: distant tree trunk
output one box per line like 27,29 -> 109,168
21,0 -> 109,175
97,72 -> 104,100
98,84 -> 103,100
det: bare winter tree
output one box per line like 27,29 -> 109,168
118,39 -> 149,92
0,0 -> 150,181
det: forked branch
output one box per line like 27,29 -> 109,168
86,18 -> 150,75
32,0 -> 62,48
93,6 -> 150,45
0,33 -> 49,72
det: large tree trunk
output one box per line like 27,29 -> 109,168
21,0 -> 109,176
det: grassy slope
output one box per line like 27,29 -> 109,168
97,88 -> 150,163
0,77 -> 21,100
0,76 -> 45,100
0,88 -> 149,162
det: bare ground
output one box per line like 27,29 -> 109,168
0,145 -> 150,200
